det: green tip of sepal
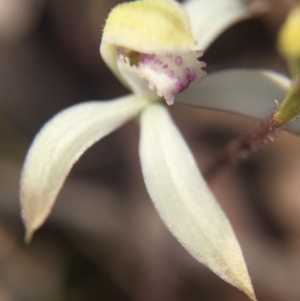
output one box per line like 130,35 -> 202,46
24,232 -> 33,245
24,229 -> 34,245
274,79 -> 300,125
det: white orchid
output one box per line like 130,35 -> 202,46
20,0 -> 290,300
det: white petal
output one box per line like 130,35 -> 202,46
176,69 -> 300,135
139,103 -> 256,300
183,0 -> 255,51
175,68 -> 290,119
20,95 -> 148,241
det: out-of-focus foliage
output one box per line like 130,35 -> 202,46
278,3 -> 300,63
274,3 -> 300,125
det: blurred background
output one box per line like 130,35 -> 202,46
0,0 -> 300,300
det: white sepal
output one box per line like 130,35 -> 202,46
139,103 -> 256,300
183,0 -> 254,51
176,68 -> 290,119
20,95 -> 148,241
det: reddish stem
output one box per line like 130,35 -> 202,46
203,116 -> 282,181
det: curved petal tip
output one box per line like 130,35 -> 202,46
20,96 -> 147,240
139,103 -> 256,300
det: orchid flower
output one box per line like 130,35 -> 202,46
20,0 -> 290,300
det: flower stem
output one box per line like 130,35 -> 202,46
203,116 -> 282,180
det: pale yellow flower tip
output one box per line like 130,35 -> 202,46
279,4 -> 300,59
102,0 -> 196,54
100,0 -> 206,105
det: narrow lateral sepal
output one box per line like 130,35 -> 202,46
139,103 -> 256,300
21,95 -> 147,241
